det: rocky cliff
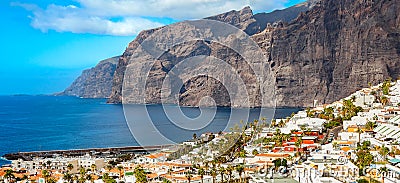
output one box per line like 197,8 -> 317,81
107,2 -> 312,105
60,56 -> 119,98
109,0 -> 400,107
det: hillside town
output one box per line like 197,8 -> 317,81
2,79 -> 400,183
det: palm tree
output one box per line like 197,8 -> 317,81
46,161 -> 52,169
198,168 -> 205,183
226,166 -> 233,182
167,168 -> 173,178
185,171 -> 192,183
77,176 -> 85,183
67,164 -> 74,173
133,166 -> 147,183
203,161 -> 209,175
117,166 -> 124,179
4,169 -> 15,183
252,149 -> 259,156
295,136 -> 303,157
106,165 -> 113,172
278,119 -> 285,128
63,172 -> 73,183
22,175 -> 29,183
47,178 -> 57,183
365,121 -> 376,131
333,142 -> 339,150
379,145 -> 390,162
79,167 -> 86,176
357,126 -> 363,145
380,167 -> 388,183
86,174 -> 94,183
381,96 -> 389,106
351,95 -> 356,102
219,167 -> 225,183
235,164 -> 244,183
91,164 -> 97,173
210,168 -> 217,183
270,119 -> 276,128
42,170 -> 51,182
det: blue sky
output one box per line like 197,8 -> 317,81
0,0 -> 305,95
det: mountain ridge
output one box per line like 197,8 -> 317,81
107,2 -> 312,106
63,0 -> 400,107
58,56 -> 120,98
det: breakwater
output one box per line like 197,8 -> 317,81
3,145 -> 173,161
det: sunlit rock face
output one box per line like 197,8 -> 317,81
108,0 -> 400,107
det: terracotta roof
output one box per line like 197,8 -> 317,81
157,162 -> 192,167
146,153 -> 167,159
108,168 -> 121,173
256,153 -> 290,158
147,173 -> 159,179
341,147 -> 351,152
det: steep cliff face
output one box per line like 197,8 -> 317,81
257,0 -> 400,106
61,56 -> 119,98
108,3 -> 311,104
108,0 -> 400,107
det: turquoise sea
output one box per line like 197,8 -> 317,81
0,96 -> 301,166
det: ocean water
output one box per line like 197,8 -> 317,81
0,96 -> 301,166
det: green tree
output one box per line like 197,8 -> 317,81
235,164 -> 244,183
210,168 -> 217,183
357,179 -> 369,183
365,121 -> 376,131
91,164 -> 97,172
379,145 -> 390,162
46,161 -> 52,169
295,136 -> 303,157
47,178 -> 57,183
198,168 -> 205,183
380,167 -> 388,183
4,169 -> 15,183
162,178 -> 172,183
281,159 -> 288,167
67,164 -> 74,172
355,149 -> 374,174
185,171 -> 192,183
226,165 -> 233,182
42,170 -> 51,182
117,166 -> 124,179
103,175 -> 116,183
270,119 -> 276,127
272,159 -> 282,170
218,167 -> 225,183
381,96 -> 389,106
238,149 -> 247,158
252,149 -> 259,156
86,174 -> 94,183
63,172 -> 73,183
133,166 -> 147,183
381,79 -> 392,95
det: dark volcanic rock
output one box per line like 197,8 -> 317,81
107,4 -> 310,105
60,56 -> 119,98
260,0 -> 400,106
109,0 -> 400,107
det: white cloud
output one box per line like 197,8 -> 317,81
77,0 -> 288,19
13,0 -> 291,36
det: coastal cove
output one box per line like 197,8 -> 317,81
0,96 -> 301,166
